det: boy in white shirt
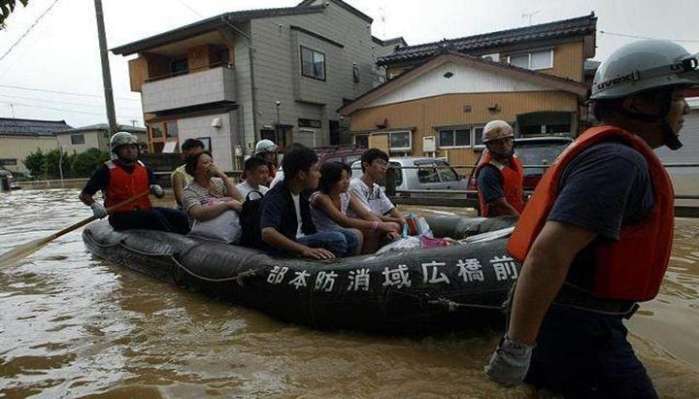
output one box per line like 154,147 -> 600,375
236,156 -> 270,199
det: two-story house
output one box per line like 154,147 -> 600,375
112,0 -> 405,171
339,13 -> 596,167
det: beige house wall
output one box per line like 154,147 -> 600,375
0,136 -> 58,174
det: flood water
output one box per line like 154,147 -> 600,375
1,189 -> 698,398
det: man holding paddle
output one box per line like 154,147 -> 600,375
79,132 -> 189,234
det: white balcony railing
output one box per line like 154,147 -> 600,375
141,65 -> 235,113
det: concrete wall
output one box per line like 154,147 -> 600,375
141,66 -> 236,113
176,112 -> 239,172
0,136 -> 58,174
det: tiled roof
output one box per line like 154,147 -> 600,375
377,13 -> 597,66
0,118 -> 72,137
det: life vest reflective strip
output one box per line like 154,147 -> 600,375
507,125 -> 674,301
104,160 -> 152,213
474,150 -> 525,217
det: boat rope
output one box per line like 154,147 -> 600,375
427,297 -> 505,312
169,255 -> 258,284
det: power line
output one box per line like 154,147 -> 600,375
0,101 -> 142,119
599,30 -> 699,44
0,0 -> 61,63
0,84 -> 141,102
0,93 -> 142,109
174,0 -> 204,18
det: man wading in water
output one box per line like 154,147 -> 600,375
486,39 -> 698,398
80,131 -> 189,234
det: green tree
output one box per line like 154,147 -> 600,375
43,148 -> 73,179
0,0 -> 29,28
23,148 -> 44,178
71,148 -> 110,177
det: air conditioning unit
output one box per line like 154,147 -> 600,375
481,53 -> 500,62
423,136 -> 436,152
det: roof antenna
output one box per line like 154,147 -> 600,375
378,5 -> 386,38
522,10 -> 541,26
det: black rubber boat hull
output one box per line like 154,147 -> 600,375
82,216 -> 520,333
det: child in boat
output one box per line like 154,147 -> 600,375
310,161 -> 400,254
182,151 -> 244,243
349,149 -> 407,231
259,145 -> 355,260
236,156 -> 270,200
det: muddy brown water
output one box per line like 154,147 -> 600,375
1,189 -> 698,398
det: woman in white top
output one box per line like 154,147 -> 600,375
310,161 -> 400,254
182,152 -> 244,243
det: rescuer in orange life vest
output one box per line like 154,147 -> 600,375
485,40 -> 699,398
474,120 -> 525,217
79,132 -> 189,234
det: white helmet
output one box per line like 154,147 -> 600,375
255,139 -> 277,154
482,120 -> 514,143
110,131 -> 138,153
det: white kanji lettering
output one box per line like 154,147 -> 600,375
314,271 -> 338,292
382,265 -> 412,288
490,255 -> 519,281
457,258 -> 484,283
347,268 -> 371,291
267,266 -> 289,284
288,270 -> 311,290
421,261 -> 450,284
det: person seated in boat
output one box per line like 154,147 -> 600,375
80,131 -> 190,234
259,145 -> 355,260
171,138 -> 205,209
311,161 -> 400,255
349,148 -> 407,228
254,139 -> 279,186
474,120 -> 525,217
182,151 -> 244,244
236,156 -> 270,200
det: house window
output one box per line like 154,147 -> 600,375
388,130 -> 411,152
300,46 -> 326,80
0,159 -> 17,166
353,64 -> 360,83
171,58 -> 188,75
507,49 -> 553,70
70,134 -> 85,145
150,124 -> 164,139
474,126 -> 485,147
166,120 -> 179,138
354,134 -> 369,148
438,128 -> 470,148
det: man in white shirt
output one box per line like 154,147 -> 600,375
349,148 -> 406,227
236,156 -> 270,200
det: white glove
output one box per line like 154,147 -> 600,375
485,335 -> 534,387
150,184 -> 164,198
90,202 -> 108,219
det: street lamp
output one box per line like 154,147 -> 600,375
275,100 -> 281,145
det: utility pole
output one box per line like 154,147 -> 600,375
94,0 -> 118,136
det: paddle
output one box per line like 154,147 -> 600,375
0,191 -> 150,267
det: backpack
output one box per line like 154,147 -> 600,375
239,190 -> 265,248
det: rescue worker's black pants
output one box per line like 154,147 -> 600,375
525,305 -> 658,398
109,207 -> 190,235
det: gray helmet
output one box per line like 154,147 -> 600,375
110,131 -> 139,153
591,39 -> 699,100
255,139 -> 277,154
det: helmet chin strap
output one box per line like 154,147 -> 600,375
618,90 -> 683,151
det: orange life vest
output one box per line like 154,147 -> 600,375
507,125 -> 674,301
475,150 -> 525,217
104,160 -> 152,213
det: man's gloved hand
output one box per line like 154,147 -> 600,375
150,184 -> 164,198
90,202 -> 108,219
485,335 -> 534,387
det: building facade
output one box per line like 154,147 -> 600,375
340,14 -> 596,167
112,0 -> 405,171
55,124 -> 146,154
0,118 -> 72,175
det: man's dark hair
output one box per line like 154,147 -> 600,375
318,161 -> 351,194
360,148 -> 389,172
244,156 -> 268,172
282,144 -> 318,180
185,151 -> 212,176
181,138 -> 205,151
